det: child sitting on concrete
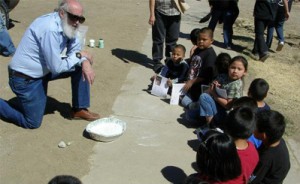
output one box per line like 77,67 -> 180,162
186,129 -> 242,184
199,55 -> 248,125
224,107 -> 259,183
248,78 -> 271,111
149,44 -> 189,93
189,28 -> 201,59
181,27 -> 217,108
249,110 -> 290,183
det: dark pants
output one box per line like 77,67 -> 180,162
208,10 -> 223,32
152,11 -> 180,63
252,18 -> 271,57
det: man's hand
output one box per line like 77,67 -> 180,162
81,60 -> 95,85
80,51 -> 94,65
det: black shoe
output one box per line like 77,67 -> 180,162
259,52 -> 270,62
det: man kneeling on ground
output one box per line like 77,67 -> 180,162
0,0 -> 100,129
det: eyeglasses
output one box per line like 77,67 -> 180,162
65,11 -> 85,24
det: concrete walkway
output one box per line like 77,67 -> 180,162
82,1 -> 299,183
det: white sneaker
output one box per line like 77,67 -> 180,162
276,42 -> 284,52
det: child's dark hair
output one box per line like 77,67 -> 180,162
48,175 -> 82,184
215,52 -> 231,74
225,107 -> 256,139
173,44 -> 186,54
256,110 -> 285,145
196,130 -> 241,182
232,96 -> 258,113
229,55 -> 248,72
190,28 -> 201,45
248,78 -> 269,101
198,27 -> 214,39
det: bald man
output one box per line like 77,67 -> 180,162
0,0 -> 100,129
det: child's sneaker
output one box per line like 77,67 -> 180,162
276,42 -> 284,52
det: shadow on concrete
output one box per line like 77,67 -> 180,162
187,139 -> 200,152
213,39 -> 248,53
177,116 -> 200,129
45,96 -> 72,119
111,48 -> 153,70
161,166 -> 188,184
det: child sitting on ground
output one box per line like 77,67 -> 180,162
181,27 -> 217,108
149,44 -> 189,93
215,52 -> 231,76
224,107 -> 259,183
232,96 -> 262,148
246,78 -> 271,148
199,55 -> 248,125
185,129 -> 242,184
248,78 -> 271,111
249,110 -> 290,183
189,28 -> 201,59
185,52 -> 231,123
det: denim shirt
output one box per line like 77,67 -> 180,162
9,12 -> 84,78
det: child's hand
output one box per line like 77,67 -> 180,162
183,80 -> 193,92
150,74 -> 157,81
212,80 -> 221,87
167,79 -> 172,87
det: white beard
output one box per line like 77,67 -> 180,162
61,16 -> 78,39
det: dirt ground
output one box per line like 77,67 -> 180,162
0,0 -> 299,183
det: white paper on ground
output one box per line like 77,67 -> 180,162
170,83 -> 185,105
151,76 -> 169,98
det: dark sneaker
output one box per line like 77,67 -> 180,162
259,52 -> 270,62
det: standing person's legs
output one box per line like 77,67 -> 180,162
208,10 -> 223,32
0,71 -> 48,128
152,11 -> 166,64
0,16 -> 15,56
266,22 -> 275,48
165,14 -> 180,58
274,9 -> 286,51
223,10 -> 234,49
253,18 -> 269,61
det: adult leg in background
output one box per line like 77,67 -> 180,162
165,14 -> 180,58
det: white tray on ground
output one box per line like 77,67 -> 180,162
85,117 -> 126,142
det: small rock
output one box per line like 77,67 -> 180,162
67,142 -> 72,146
58,141 -> 67,148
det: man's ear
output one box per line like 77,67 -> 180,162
59,9 -> 65,18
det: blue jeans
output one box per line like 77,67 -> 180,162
199,93 -> 217,117
0,15 -> 15,56
0,66 -> 90,129
266,8 -> 285,48
223,10 -> 239,48
152,10 -> 180,62
199,93 -> 227,125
